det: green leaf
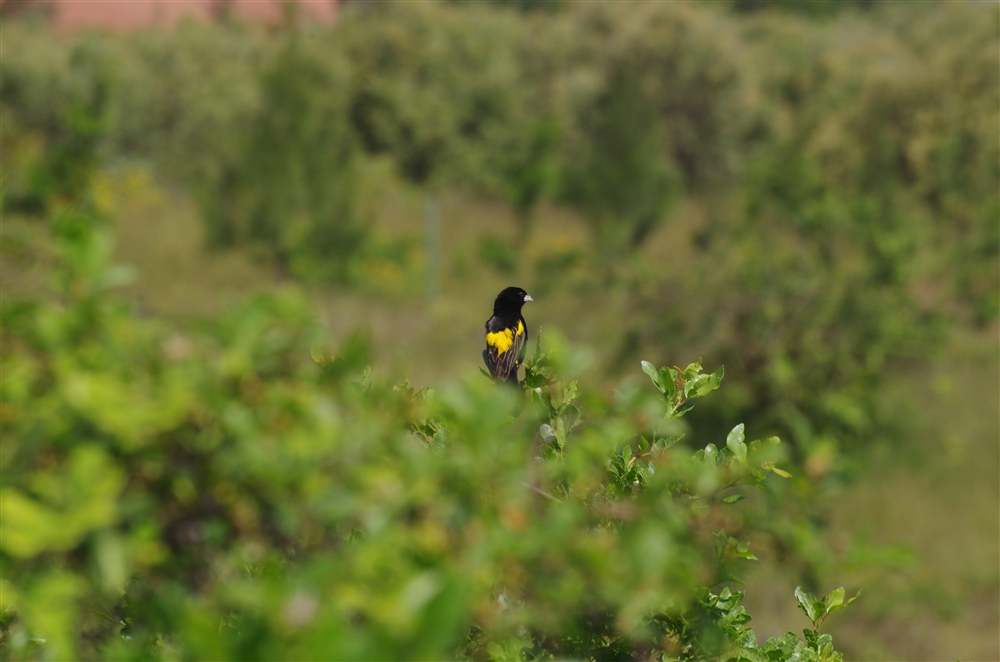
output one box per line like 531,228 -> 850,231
826,589 -> 862,615
723,494 -> 747,504
714,530 -> 728,558
670,401 -> 696,419
560,380 -> 579,410
726,424 -> 747,464
681,359 -> 703,381
684,365 -> 724,399
771,466 -> 793,478
0,446 -> 125,558
825,587 -> 845,610
794,586 -> 820,623
659,366 -> 677,400
660,433 -> 684,449
640,360 -> 660,389
735,540 -> 757,560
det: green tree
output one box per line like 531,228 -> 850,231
196,27 -> 366,282
561,60 -> 679,261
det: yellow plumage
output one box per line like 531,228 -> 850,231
486,320 -> 523,355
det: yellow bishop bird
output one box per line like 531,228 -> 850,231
484,286 -> 533,384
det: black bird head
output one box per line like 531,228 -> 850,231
493,286 -> 533,314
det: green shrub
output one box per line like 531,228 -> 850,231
0,215 -> 858,660
607,5 -> 996,586
560,59 -> 679,259
0,8 -> 994,628
193,26 -> 367,283
338,3 -> 548,196
4,4 -> 992,305
0,30 -> 118,213
112,20 -> 263,175
623,3 -> 997,453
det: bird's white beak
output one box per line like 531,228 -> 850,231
524,294 -> 533,302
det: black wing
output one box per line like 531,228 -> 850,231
486,317 -> 527,383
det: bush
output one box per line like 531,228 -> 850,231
193,26 -> 367,283
622,3 -> 997,454
0,30 -> 118,213
1,6 -> 993,614
0,216 -> 859,660
4,4 -> 992,302
339,2 -> 553,201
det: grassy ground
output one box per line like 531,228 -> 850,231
9,168 -> 997,659
97,165 -> 595,382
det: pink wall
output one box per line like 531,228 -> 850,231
3,1 -> 337,32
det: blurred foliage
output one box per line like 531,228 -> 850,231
0,5 -> 995,656
560,59 -> 679,260
0,214 -> 857,660
725,0 -> 877,17
194,27 -> 367,283
0,32 -> 115,213
627,3 -> 997,461
339,3 -> 532,189
2,2 -> 993,311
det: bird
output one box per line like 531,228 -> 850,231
484,286 -> 533,384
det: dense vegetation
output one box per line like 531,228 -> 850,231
4,1 -> 995,448
1,1 -> 996,659
2,210 -> 862,660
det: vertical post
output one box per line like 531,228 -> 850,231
425,193 -> 440,301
